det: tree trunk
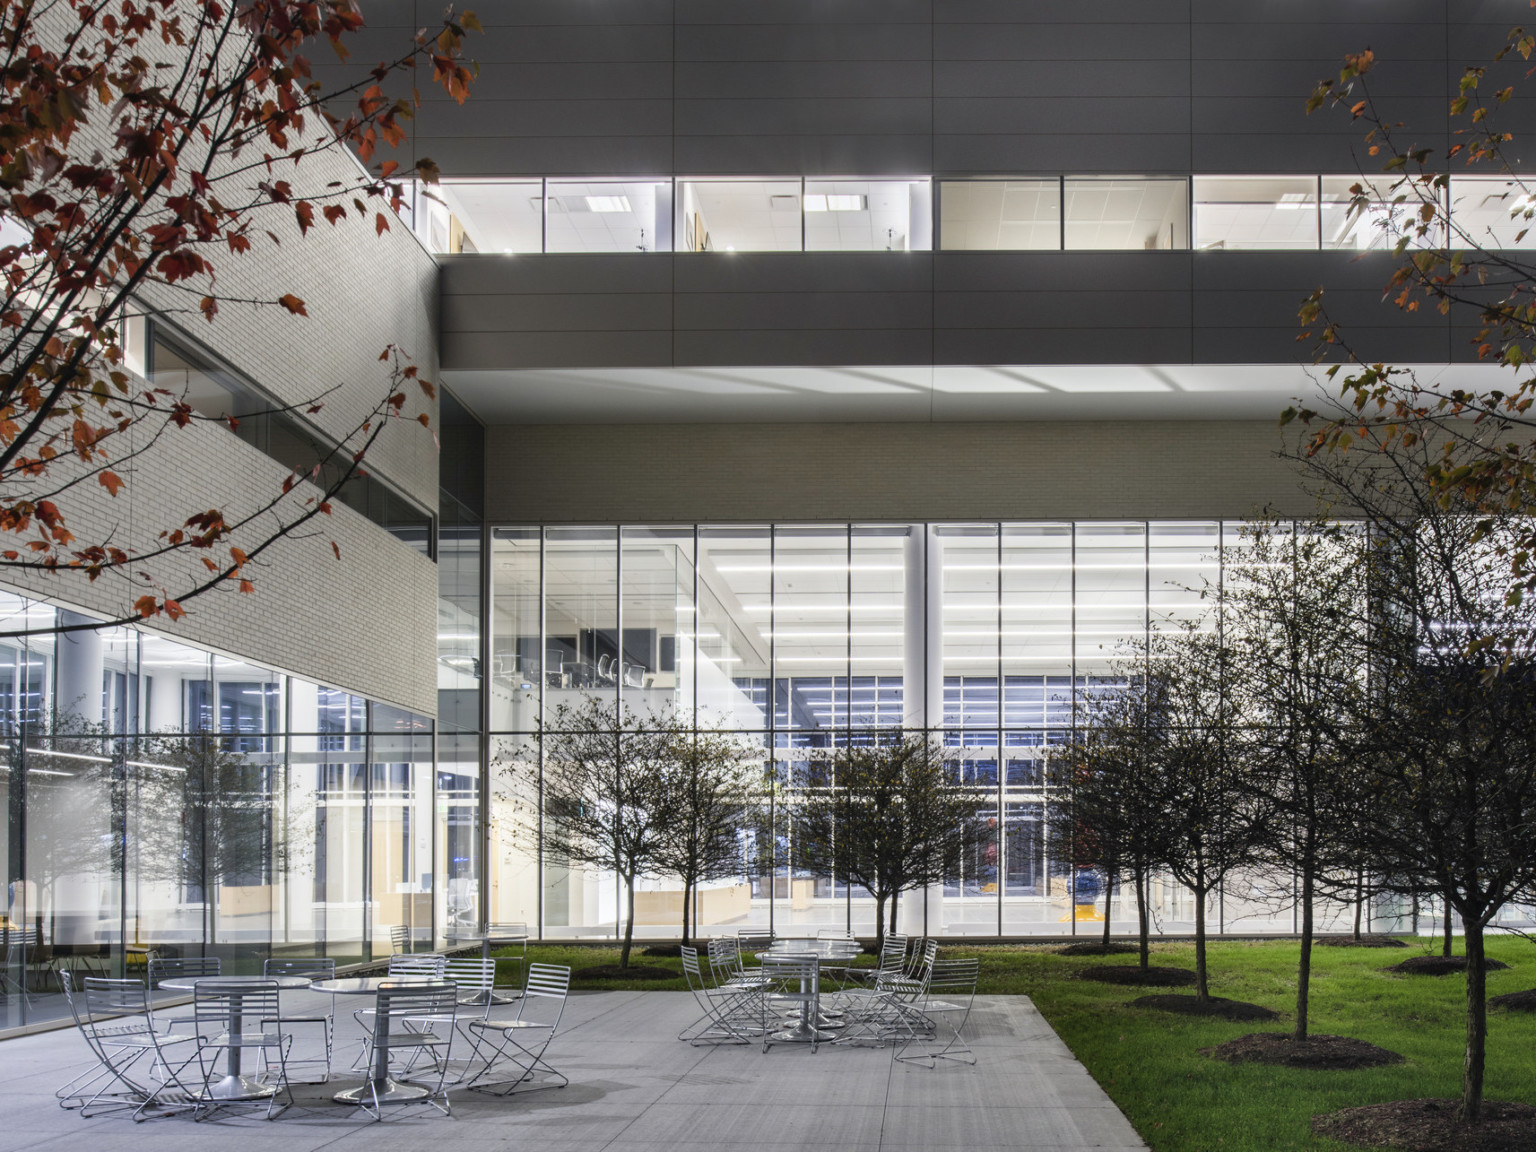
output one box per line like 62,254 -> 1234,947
1102,868 -> 1114,950
680,878 -> 692,949
1459,915 -> 1487,1125
1353,869 -> 1364,942
1193,886 -> 1209,1002
889,890 -> 899,935
1294,864 -> 1315,1043
619,873 -> 636,968
873,893 -> 887,953
1136,866 -> 1150,971
1443,891 -> 1455,958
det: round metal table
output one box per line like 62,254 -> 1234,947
311,976 -> 440,1106
756,941 -> 861,1042
156,974 -> 313,1100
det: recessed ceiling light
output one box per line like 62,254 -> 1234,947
585,195 -> 632,212
804,194 -> 866,212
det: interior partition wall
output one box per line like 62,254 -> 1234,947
490,520 -> 1422,944
0,594 -> 441,1033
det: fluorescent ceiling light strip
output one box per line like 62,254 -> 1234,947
28,768 -> 73,777
28,747 -> 108,763
126,759 -> 187,773
585,195 -> 631,212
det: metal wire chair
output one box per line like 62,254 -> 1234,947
57,973 -> 199,1121
678,946 -> 756,1045
260,956 -> 336,1081
353,981 -> 461,1120
462,963 -> 572,1095
189,980 -> 294,1121
894,957 -> 980,1066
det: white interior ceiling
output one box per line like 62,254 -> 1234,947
443,362 -> 1514,425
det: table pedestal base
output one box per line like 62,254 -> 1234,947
200,1074 -> 278,1101
332,1077 -> 430,1106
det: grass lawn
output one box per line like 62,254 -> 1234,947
494,936 -> 1536,1152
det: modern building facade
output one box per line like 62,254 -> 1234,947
3,0 -> 1531,1029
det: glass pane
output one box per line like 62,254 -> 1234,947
369,715 -> 434,954
438,520 -> 482,734
850,526 -> 906,729
490,527 -> 541,733
1064,178 -> 1188,250
621,527 -> 694,719
1193,176 -> 1319,250
938,526 -> 999,729
1074,522 -> 1147,682
140,634 -> 211,734
436,733 -> 480,943
696,527 -> 771,729
1001,524 -> 1073,726
427,180 -> 544,254
1450,176 -> 1536,250
939,179 -> 1060,250
489,735 -> 541,934
546,179 -> 673,253
677,179 -> 802,252
773,525 -> 851,740
804,179 -> 932,251
1322,175 -> 1445,250
289,679 -> 367,965
1149,522 -> 1220,634
543,527 -> 618,725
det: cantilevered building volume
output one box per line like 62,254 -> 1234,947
2,1 -> 1530,1029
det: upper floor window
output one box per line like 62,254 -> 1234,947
1193,176 -> 1319,250
407,172 -> 1536,255
939,178 -> 1188,250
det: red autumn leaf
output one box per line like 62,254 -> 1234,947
97,470 -> 123,496
133,596 -> 158,619
277,294 -> 308,316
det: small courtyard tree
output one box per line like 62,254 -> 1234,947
794,736 -> 988,952
1296,439 -> 1536,1124
653,727 -> 758,947
1049,682 -> 1170,969
1225,515 -> 1375,1041
533,699 -> 676,970
1131,623 -> 1274,1005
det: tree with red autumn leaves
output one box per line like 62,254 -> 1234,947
0,0 -> 478,639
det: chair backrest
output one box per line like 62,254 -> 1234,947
736,930 -> 772,955
263,956 -> 335,981
389,925 -> 411,953
387,953 -> 446,978
816,928 -> 854,939
376,981 -> 459,1028
487,922 -> 529,940
905,936 -> 934,977
878,933 -> 909,973
443,956 -> 496,996
515,963 -> 571,1030
680,945 -> 707,992
914,938 -> 940,982
148,955 -> 220,986
759,954 -> 818,995
927,957 -> 979,998
193,980 -> 280,1029
80,974 -> 152,1021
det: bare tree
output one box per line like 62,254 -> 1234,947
652,726 -> 758,947
1293,438 -> 1536,1124
508,699 -> 675,970
793,736 -> 988,952
1051,680 -> 1173,971
1224,515 -> 1376,1041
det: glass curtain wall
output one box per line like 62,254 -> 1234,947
0,600 -> 435,1032
491,521 -> 1374,945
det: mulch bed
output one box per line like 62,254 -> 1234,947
1313,1099 -> 1536,1152
1382,956 -> 1511,977
1130,994 -> 1280,1021
1207,1031 -> 1403,1069
1078,965 -> 1197,987
575,964 -> 676,980
1317,934 -> 1410,949
1056,941 -> 1140,956
641,944 -> 683,958
1489,988 -> 1536,1012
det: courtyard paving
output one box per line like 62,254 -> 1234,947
0,990 -> 1145,1151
